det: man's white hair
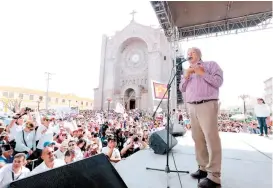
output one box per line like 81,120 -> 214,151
188,47 -> 202,59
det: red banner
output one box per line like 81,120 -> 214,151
153,82 -> 168,100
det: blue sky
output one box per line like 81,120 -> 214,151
0,0 -> 272,108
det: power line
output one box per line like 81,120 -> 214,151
45,72 -> 55,110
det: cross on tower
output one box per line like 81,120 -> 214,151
130,10 -> 137,21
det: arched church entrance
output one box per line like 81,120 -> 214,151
124,88 -> 136,110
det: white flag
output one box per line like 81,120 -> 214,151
115,102 -> 125,114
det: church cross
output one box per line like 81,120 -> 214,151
130,10 -> 137,21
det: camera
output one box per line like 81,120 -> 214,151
25,107 -> 33,112
12,113 -> 21,119
133,137 -> 139,142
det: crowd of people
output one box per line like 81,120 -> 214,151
0,105 -> 271,187
0,107 -> 164,187
217,110 -> 272,135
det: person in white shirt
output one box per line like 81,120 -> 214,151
54,140 -> 68,160
29,147 -> 65,176
6,115 -> 24,149
101,137 -> 121,164
0,153 -> 30,188
14,121 -> 36,156
35,116 -> 60,154
254,98 -> 270,137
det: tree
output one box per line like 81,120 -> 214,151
238,94 -> 249,114
0,98 -> 23,113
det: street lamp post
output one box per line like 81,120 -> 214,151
239,94 -> 249,115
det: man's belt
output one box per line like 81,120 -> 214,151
188,99 -> 218,105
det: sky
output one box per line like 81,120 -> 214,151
0,1 -> 272,108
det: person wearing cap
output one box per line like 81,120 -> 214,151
14,121 -> 36,156
101,137 -> 121,164
43,141 -> 56,148
34,116 -> 60,157
0,132 -> 7,146
0,145 -> 14,168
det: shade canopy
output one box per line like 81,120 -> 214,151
151,1 -> 272,40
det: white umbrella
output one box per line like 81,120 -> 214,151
230,114 -> 251,121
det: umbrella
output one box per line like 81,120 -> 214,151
230,114 -> 251,121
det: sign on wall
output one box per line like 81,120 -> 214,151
151,80 -> 168,100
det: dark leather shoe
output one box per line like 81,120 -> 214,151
190,169 -> 207,179
198,178 -> 221,188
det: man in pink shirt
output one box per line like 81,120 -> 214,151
180,47 -> 223,188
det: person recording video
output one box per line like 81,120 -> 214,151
6,107 -> 32,149
120,133 -> 146,158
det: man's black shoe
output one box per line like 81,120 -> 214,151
190,169 -> 207,179
198,178 -> 221,188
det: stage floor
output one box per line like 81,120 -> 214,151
115,131 -> 272,188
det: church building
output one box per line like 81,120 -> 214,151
93,16 -> 179,111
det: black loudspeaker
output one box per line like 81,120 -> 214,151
9,154 -> 128,188
149,129 -> 178,155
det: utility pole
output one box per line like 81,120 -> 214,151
45,72 -> 54,111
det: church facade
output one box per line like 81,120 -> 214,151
93,20 -> 176,111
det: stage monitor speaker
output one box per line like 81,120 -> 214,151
149,129 -> 178,155
169,123 -> 187,137
9,154 -> 128,188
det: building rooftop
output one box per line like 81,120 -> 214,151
0,86 -> 93,102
